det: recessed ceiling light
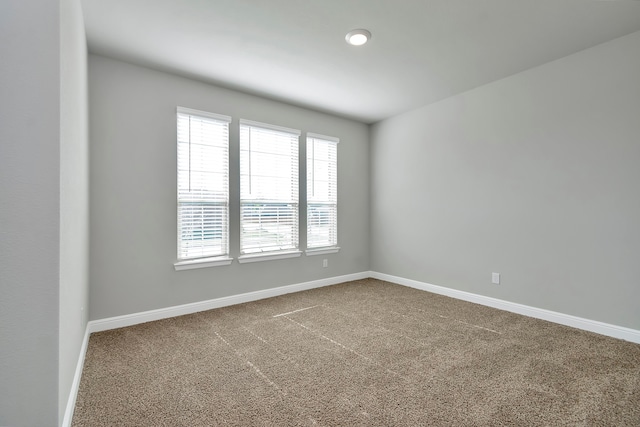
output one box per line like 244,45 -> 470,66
345,29 -> 371,46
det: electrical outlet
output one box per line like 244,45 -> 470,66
492,272 -> 500,285
323,259 -> 328,268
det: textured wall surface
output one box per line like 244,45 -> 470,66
88,55 -> 370,320
371,31 -> 640,330
59,0 -> 90,424
0,1 -> 61,425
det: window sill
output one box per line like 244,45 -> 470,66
238,250 -> 302,264
174,256 -> 233,271
305,247 -> 340,256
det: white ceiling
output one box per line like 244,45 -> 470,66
81,0 -> 640,123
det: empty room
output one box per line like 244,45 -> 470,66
1,0 -> 640,426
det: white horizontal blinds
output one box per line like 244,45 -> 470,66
177,108 -> 231,260
240,120 -> 300,254
307,134 -> 338,249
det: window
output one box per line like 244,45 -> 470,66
239,120 -> 300,260
307,133 -> 338,251
176,107 -> 231,266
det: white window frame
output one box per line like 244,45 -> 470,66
238,119 -> 302,263
174,107 -> 232,271
306,133 -> 339,255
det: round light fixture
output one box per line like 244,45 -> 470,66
345,29 -> 371,46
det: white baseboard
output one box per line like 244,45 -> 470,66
61,324 -> 91,427
370,271 -> 640,344
61,272 -> 367,426
62,270 -> 638,426
88,271 -> 369,334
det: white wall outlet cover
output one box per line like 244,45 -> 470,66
492,272 -> 500,284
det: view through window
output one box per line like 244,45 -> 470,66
307,134 -> 338,249
177,107 -> 230,260
239,120 -> 300,255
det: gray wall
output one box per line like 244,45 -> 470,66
0,1 -> 61,425
59,0 -> 89,424
88,55 -> 370,320
371,31 -> 640,330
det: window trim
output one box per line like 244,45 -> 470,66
174,256 -> 233,271
239,119 -> 301,136
306,132 -> 339,143
305,247 -> 340,256
238,250 -> 302,264
177,106 -> 231,123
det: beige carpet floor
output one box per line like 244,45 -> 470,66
72,279 -> 640,426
